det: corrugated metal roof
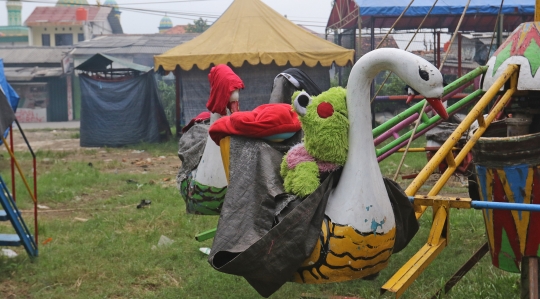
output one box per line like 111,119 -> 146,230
25,6 -> 111,26
4,66 -> 63,81
70,34 -> 200,56
75,53 -> 150,72
0,47 -> 70,64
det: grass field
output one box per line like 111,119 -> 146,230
0,131 -> 521,299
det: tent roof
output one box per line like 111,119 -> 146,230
328,0 -> 534,31
76,53 -> 150,72
154,0 -> 354,71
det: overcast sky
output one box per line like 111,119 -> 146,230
1,0 -> 333,34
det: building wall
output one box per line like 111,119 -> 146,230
29,21 -> 113,46
30,25 -> 85,46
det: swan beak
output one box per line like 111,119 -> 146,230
406,94 -> 415,104
228,101 -> 239,113
426,98 -> 449,120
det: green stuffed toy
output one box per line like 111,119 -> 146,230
280,87 -> 349,197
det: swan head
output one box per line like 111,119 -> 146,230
228,89 -> 240,113
293,87 -> 349,165
401,62 -> 447,120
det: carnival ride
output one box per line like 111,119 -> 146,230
172,0 -> 540,297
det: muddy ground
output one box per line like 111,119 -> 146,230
1,129 -> 181,182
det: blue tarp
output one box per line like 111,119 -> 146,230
0,59 -> 19,113
0,59 -> 20,145
355,0 -> 535,16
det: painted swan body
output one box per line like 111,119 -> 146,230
180,64 -> 243,214
294,48 -> 444,283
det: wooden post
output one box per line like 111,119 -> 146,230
174,68 -> 181,136
536,0 -> 540,22
497,14 -> 503,48
522,257 -> 539,299
437,31 -> 441,69
458,33 -> 462,77
357,7 -> 362,61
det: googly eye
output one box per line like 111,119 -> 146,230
293,91 -> 311,116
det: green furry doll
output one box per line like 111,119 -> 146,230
280,87 -> 349,197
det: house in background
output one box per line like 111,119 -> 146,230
25,4 -> 123,47
0,0 -> 29,46
0,47 -> 71,122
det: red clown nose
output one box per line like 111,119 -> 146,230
317,102 -> 334,118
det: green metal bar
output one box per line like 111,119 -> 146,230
372,66 -> 487,138
420,110 -> 430,123
195,228 -> 217,242
376,89 -> 485,157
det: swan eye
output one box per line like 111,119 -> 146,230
419,68 -> 430,81
293,91 -> 311,116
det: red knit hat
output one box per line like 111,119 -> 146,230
206,65 -> 244,115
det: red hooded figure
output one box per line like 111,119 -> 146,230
206,65 -> 245,116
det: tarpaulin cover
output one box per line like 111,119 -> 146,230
355,0 -> 534,16
0,59 -> 19,145
79,71 -> 171,147
176,122 -> 209,188
178,63 -> 330,123
208,135 -> 418,297
329,0 -> 534,31
154,0 -> 353,71
0,87 -> 16,135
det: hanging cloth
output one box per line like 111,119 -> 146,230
206,64 -> 244,115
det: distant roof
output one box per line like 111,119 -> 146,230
0,46 -> 70,65
70,34 -> 200,56
25,6 -> 112,26
155,0 -> 354,71
56,0 -> 89,6
75,53 -> 150,72
4,67 -> 63,81
164,25 -> 188,34
104,0 -> 120,11
328,0 -> 534,31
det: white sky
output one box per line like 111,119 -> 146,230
0,0 -> 333,34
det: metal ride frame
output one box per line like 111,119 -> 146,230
1,121 -> 39,249
194,66 -> 488,242
381,64 -> 523,297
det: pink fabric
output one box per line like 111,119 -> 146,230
286,144 -> 340,173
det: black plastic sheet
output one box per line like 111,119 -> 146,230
79,71 -> 170,147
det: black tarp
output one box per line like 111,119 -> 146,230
79,71 -> 171,147
208,135 -> 418,297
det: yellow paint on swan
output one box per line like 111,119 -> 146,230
294,218 -> 396,284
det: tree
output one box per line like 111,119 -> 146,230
186,18 -> 210,33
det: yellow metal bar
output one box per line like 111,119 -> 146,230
381,239 -> 447,298
383,198 -> 451,297
406,64 -> 518,217
413,195 -> 472,209
445,151 -> 457,169
427,206 -> 447,246
429,83 -> 516,196
1,135 -> 37,204
219,136 -> 231,184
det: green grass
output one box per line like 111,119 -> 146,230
0,137 -> 522,299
